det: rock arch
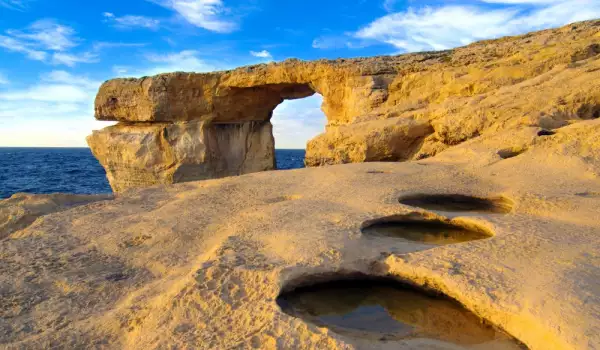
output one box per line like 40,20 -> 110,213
88,60 -> 406,192
88,20 -> 600,192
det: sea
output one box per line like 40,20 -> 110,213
0,148 -> 306,199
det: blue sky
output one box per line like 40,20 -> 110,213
0,0 -> 598,148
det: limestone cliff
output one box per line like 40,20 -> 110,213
90,19 -> 600,191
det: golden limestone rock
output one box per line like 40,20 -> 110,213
89,20 -> 600,191
3,118 -> 600,349
0,193 -> 112,239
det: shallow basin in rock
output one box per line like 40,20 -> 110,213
398,194 -> 513,213
277,279 -> 524,348
497,147 -> 528,159
361,214 -> 492,245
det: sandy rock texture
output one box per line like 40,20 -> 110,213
3,118 -> 600,349
0,193 -> 113,239
90,20 -> 600,192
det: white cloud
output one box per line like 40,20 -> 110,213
250,50 -> 272,58
0,71 -> 108,147
92,42 -> 147,51
312,35 -> 352,49
112,65 -> 130,75
481,0 -> 565,3
0,0 -> 32,11
272,94 -> 326,149
0,84 -> 91,102
150,0 -> 238,33
7,19 -> 79,51
354,1 -> 600,52
42,70 -> 100,90
103,13 -> 161,30
0,35 -> 47,61
144,50 -> 221,75
0,73 -> 8,85
0,70 -> 99,104
312,34 -> 367,50
0,19 -> 97,66
52,52 -> 98,67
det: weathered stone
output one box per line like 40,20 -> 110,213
3,119 -> 600,349
90,19 -> 600,191
87,120 -> 274,192
0,193 -> 112,239
305,118 -> 434,166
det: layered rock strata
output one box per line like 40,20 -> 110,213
90,20 -> 600,191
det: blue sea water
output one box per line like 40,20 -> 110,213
0,148 -> 306,199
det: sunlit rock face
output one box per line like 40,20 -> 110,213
90,19 -> 600,191
87,120 -> 275,192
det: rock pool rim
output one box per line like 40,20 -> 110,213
360,213 -> 495,239
398,193 -> 514,214
276,274 -> 527,348
279,272 -> 447,297
497,146 -> 528,159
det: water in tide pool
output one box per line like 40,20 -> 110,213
0,148 -> 306,199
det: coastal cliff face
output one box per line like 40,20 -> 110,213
90,20 -> 600,191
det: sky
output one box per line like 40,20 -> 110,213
0,0 -> 598,149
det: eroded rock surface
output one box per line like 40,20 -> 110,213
0,193 -> 113,239
91,20 -> 600,192
89,120 -> 274,192
3,119 -> 600,349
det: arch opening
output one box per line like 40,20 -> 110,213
271,93 -> 327,169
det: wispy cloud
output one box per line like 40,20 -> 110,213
0,84 -> 90,102
354,0 -> 600,52
250,50 -> 272,59
7,19 -> 79,51
130,49 -> 267,77
144,50 -> 221,75
0,73 -> 8,85
0,70 -> 99,103
0,19 -> 99,67
149,0 -> 238,33
112,66 -> 130,75
51,52 -> 98,67
312,34 -> 367,50
312,35 -> 352,49
92,41 -> 147,51
41,70 -> 100,90
0,35 -> 47,61
481,0 -> 566,3
0,0 -> 33,11
0,70 -> 110,146
103,12 -> 161,30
